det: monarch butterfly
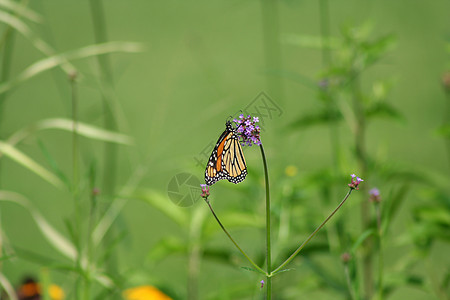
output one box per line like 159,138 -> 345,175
205,120 -> 247,186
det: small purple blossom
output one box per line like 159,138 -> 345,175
348,174 -> 363,190
369,188 -> 381,202
200,184 -> 210,199
260,280 -> 265,289
233,114 -> 261,146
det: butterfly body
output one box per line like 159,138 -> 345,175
205,121 -> 247,186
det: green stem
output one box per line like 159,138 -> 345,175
89,0 -> 117,197
0,21 -> 16,188
71,74 -> 79,196
205,199 -> 266,275
443,91 -> 450,173
273,188 -> 353,274
259,145 -> 272,299
376,202 -> 383,300
352,75 -> 372,299
344,263 -> 357,300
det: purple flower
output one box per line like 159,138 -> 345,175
348,174 -> 363,190
260,280 -> 264,289
200,184 -> 210,199
233,114 -> 261,146
369,188 -> 381,202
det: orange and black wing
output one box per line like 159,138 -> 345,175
205,122 -> 247,186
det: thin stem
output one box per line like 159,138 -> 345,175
204,199 -> 266,275
273,188 -> 353,274
344,263 -> 357,300
89,0 -> 117,197
352,75 -> 372,299
0,20 -> 16,188
70,74 -> 86,300
376,202 -> 383,300
259,145 -> 272,299
443,91 -> 450,173
71,75 -> 79,196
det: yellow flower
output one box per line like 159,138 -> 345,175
285,165 -> 298,177
123,285 -> 172,300
49,284 -> 65,300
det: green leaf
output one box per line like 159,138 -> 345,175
37,139 -> 71,189
283,33 -> 342,49
289,110 -> 342,129
240,266 -> 259,273
147,237 -> 187,262
8,118 -> 134,146
382,184 -> 409,234
435,124 -> 450,138
272,268 -> 295,275
0,141 -> 65,188
132,188 -> 189,227
365,102 -> 404,121
360,34 -> 397,67
0,190 -> 77,261
351,229 -> 376,253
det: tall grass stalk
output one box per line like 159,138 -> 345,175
375,202 -> 383,300
443,81 -> 450,172
89,0 -> 118,197
0,13 -> 17,188
70,72 -> 87,300
89,0 -> 120,280
318,0 -> 344,256
0,4 -> 17,278
351,75 -> 373,298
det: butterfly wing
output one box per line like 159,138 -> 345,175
205,123 -> 247,186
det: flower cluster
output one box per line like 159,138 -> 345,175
200,184 -> 210,199
369,188 -> 381,203
348,174 -> 363,190
233,114 -> 261,146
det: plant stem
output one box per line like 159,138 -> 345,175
204,199 -> 266,275
0,8 -> 16,274
273,188 -> 353,274
352,75 -> 372,299
259,145 -> 272,299
0,19 -> 16,188
376,202 -> 383,300
443,90 -> 450,173
344,263 -> 357,300
89,0 -> 119,280
89,0 -> 117,197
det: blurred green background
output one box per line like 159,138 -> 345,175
1,1 -> 449,299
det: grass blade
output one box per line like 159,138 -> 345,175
0,190 -> 77,261
0,9 -> 74,74
0,41 -> 144,95
7,118 -> 134,146
0,0 -> 42,23
0,272 -> 17,300
0,141 -> 64,188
